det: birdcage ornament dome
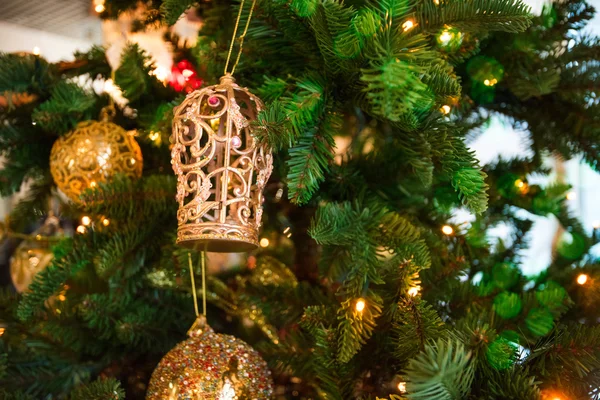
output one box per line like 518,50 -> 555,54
171,74 -> 272,252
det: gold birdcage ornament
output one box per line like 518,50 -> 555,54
171,74 -> 272,252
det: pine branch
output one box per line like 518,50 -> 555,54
69,378 -> 125,400
393,298 -> 447,361
0,53 -> 51,94
32,81 -> 96,134
287,111 -> 339,204
161,0 -> 197,25
404,339 -> 474,400
416,0 -> 532,34
114,43 -> 155,102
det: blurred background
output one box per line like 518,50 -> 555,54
0,0 -> 599,278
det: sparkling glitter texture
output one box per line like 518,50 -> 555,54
146,315 -> 274,400
50,121 -> 143,203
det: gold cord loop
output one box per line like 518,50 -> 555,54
224,0 -> 258,75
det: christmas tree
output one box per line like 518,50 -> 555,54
1,0 -> 599,399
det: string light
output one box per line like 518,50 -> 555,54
441,225 -> 454,235
32,46 -> 41,56
577,273 -> 588,285
408,286 -> 421,297
484,78 -> 498,87
402,20 -> 415,31
440,105 -> 451,114
90,181 -> 97,188
148,131 -> 160,143
102,218 -> 110,226
94,0 -> 105,13
259,238 -> 270,248
566,191 -> 577,201
76,225 -> 86,234
438,30 -> 453,45
397,382 -> 407,393
355,298 -> 366,313
81,216 -> 91,226
283,226 -> 292,238
0,328 -> 5,336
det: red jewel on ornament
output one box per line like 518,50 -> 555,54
208,96 -> 220,107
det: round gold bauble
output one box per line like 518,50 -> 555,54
146,315 -> 274,400
10,216 -> 62,293
49,121 -> 143,202
10,245 -> 54,293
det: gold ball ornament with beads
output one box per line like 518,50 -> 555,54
49,120 -> 143,203
146,315 -> 274,400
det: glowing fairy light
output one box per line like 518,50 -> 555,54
355,298 -> 366,312
566,191 -> 577,201
81,216 -> 92,226
577,273 -> 588,285
438,30 -> 453,45
259,238 -> 270,248
408,286 -> 421,297
441,225 -> 454,235
402,20 -> 415,31
32,46 -> 41,56
76,225 -> 87,234
398,382 -> 407,393
440,105 -> 451,114
102,218 -> 110,226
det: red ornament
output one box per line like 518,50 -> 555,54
169,59 -> 203,93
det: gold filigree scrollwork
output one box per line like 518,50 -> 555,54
49,121 -> 143,203
171,74 -> 273,252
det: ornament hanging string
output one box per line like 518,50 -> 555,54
223,0 -> 258,75
187,247 -> 207,317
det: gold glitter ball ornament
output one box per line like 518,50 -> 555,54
146,315 -> 274,400
171,74 -> 273,252
50,120 -> 143,202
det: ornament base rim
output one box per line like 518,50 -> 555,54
176,235 -> 258,253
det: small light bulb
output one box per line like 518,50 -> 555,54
408,286 -> 420,297
440,105 -> 451,114
57,294 -> 66,301
439,30 -> 453,45
0,328 -> 5,336
130,158 -> 136,165
402,20 -> 415,31
95,3 -> 105,12
76,225 -> 87,234
355,298 -> 366,312
441,225 -> 454,235
148,131 -> 160,142
81,216 -> 92,226
577,273 -> 588,285
259,238 -> 270,248
566,191 -> 577,201
102,218 -> 110,226
484,79 -> 491,86
398,382 -> 407,393
515,179 -> 525,188
32,46 -> 41,56
90,181 -> 97,188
